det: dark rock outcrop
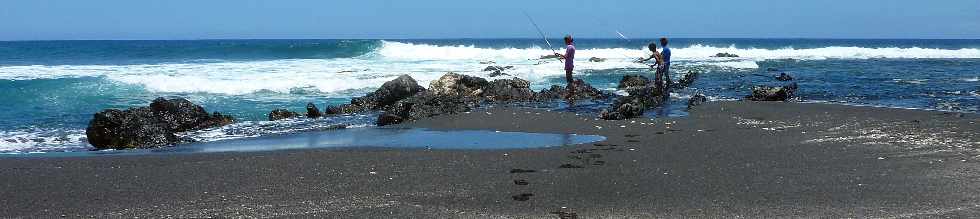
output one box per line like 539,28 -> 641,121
713,52 -> 740,58
268,109 -> 299,121
86,98 -> 234,149
688,93 -> 707,109
747,83 -> 798,101
325,75 -> 426,115
485,78 -> 535,102
378,91 -> 482,126
776,73 -> 794,81
617,75 -> 650,91
588,57 -> 607,62
374,72 -> 611,126
600,85 -> 664,120
306,103 -> 322,118
536,79 -> 609,101
428,72 -> 490,97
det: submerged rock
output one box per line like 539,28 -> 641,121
325,74 -> 426,115
776,73 -> 794,81
674,71 -> 700,89
86,98 -> 234,149
712,52 -> 740,58
268,109 -> 299,121
747,83 -> 798,101
483,65 -> 514,77
588,57 -> 607,62
539,54 -> 560,60
306,103 -> 322,118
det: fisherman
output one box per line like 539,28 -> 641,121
555,35 -> 576,100
636,37 -> 672,94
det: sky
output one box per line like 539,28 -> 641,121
1,0 -> 978,40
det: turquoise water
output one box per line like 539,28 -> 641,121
0,39 -> 978,153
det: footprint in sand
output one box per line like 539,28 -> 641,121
550,210 -> 579,219
512,193 -> 533,201
510,169 -> 536,173
559,164 -> 585,168
514,179 -> 529,185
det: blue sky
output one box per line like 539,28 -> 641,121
1,0 -> 978,40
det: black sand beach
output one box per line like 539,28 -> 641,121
2,101 -> 979,218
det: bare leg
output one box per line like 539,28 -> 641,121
565,69 -> 575,105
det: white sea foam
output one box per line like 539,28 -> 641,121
0,128 -> 89,153
1,40 -> 978,95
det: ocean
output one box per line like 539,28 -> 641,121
1,39 -> 978,153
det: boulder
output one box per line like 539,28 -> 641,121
85,98 -> 234,149
378,91 -> 482,126
617,75 -> 651,91
268,109 -> 299,121
588,57 -> 606,62
776,73 -> 794,81
712,52 -> 739,58
325,75 -> 426,115
485,78 -> 535,102
428,72 -> 489,97
687,93 -> 707,109
600,85 -> 664,120
536,79 -> 609,101
306,103 -> 322,118
747,83 -> 798,101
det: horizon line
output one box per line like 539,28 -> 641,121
3,37 -> 980,42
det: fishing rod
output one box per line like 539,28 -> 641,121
611,30 -> 647,61
522,11 -> 563,64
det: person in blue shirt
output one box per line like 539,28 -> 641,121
659,38 -> 672,89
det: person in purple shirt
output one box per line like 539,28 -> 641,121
556,35 -> 576,101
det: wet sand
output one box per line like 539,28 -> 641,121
1,101 -> 979,218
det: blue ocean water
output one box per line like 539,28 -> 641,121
1,39 -> 978,153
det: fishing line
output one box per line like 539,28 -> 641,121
522,11 -> 563,64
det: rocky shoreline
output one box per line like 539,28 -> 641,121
84,70 -> 797,149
